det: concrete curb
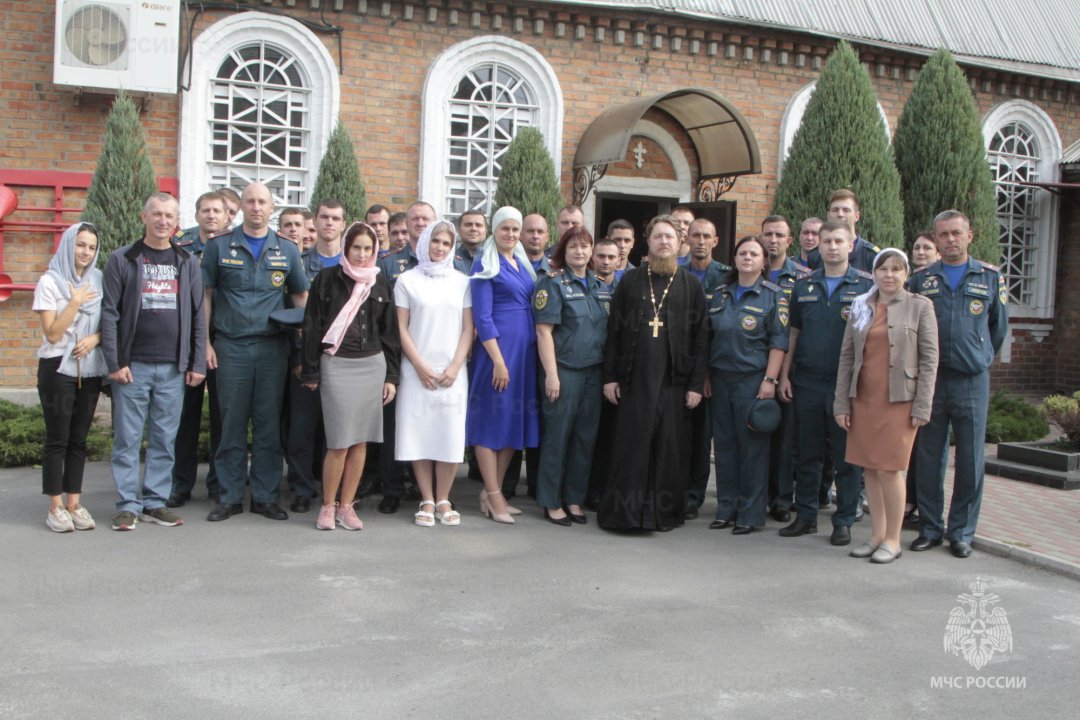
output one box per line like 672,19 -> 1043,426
973,535 -> 1080,582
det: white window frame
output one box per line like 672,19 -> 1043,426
419,36 -> 563,218
777,82 -> 891,180
179,12 -> 340,227
982,100 -> 1062,320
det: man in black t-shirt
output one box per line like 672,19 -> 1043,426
101,193 -> 207,531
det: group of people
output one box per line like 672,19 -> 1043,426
33,183 -> 1007,562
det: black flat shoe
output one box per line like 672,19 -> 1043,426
544,509 -> 572,527
830,525 -> 851,546
564,508 -> 587,525
709,519 -> 734,530
769,507 -> 792,523
910,535 -> 943,552
378,495 -> 401,514
166,492 -> 191,509
779,518 -> 818,537
290,496 -> 312,513
207,503 -> 242,522
250,501 -> 288,521
732,525 -> 756,535
950,541 -> 973,558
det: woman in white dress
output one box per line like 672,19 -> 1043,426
395,221 -> 474,526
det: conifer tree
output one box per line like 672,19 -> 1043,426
894,49 -> 999,262
772,41 -> 904,251
492,127 -> 563,236
309,119 -> 366,223
83,91 -> 158,262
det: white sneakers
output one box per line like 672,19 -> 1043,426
47,506 -> 96,533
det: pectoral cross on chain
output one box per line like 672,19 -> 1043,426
648,316 -> 664,338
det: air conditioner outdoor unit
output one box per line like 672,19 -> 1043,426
53,0 -> 180,94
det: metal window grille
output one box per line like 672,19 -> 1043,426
208,42 -> 311,207
989,121 -> 1040,307
444,62 -> 539,221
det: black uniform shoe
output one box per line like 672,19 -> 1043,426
290,496 -> 312,513
769,507 -> 792,523
250,501 -> 288,520
684,505 -> 700,520
166,492 -> 191,509
709,519 -> 734,530
830,525 -> 851,546
378,495 -> 401,514
207,503 -> 243,522
732,525 -> 756,535
950,541 -> 973,558
544,509 -> 572,527
779,518 -> 818,537
910,535 -> 943,552
356,475 -> 381,499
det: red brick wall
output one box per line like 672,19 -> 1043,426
1,0 -> 1078,389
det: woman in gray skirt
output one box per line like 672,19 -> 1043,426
302,222 -> 400,531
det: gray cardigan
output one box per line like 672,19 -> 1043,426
100,239 -> 207,376
834,289 -> 938,422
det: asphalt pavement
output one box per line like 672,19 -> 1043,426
1,462 -> 1077,719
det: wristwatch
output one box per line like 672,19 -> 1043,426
764,375 -> 779,385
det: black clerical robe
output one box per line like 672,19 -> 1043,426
598,267 -> 709,531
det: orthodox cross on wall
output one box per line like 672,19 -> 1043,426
633,141 -> 647,169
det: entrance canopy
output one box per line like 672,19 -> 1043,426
572,88 -> 761,204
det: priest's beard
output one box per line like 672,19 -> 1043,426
648,254 -> 678,276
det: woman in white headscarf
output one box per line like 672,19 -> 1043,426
466,206 -> 540,524
394,220 -> 474,527
835,248 -> 938,563
33,222 -> 108,532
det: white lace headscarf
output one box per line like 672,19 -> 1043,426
850,247 -> 910,332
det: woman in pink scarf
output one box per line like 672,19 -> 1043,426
301,222 -> 401,531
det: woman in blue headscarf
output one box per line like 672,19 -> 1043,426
466,206 -> 541,524
33,222 -> 108,533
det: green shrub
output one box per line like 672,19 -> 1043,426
985,390 -> 1049,444
0,399 -> 113,467
1040,391 -> 1080,446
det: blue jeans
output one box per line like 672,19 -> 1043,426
111,361 -> 185,513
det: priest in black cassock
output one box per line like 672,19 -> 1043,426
598,215 -> 710,531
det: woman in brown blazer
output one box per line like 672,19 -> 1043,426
835,249 -> 938,563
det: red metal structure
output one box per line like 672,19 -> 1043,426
0,170 -> 178,301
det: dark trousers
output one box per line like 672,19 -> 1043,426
686,400 -> 712,509
172,370 -> 220,499
37,356 -> 102,496
711,370 -> 768,528
379,397 -> 410,498
504,447 -> 540,498
768,398 -> 795,511
536,366 -> 602,509
792,381 -> 862,526
285,373 -> 323,498
587,399 -> 617,503
916,370 -> 988,544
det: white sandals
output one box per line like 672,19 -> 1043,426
435,500 -> 461,526
415,500 -> 435,527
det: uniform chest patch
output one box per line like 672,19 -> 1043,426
841,306 -> 852,321
534,289 -> 549,310
968,299 -> 985,316
270,271 -> 285,288
741,315 -> 758,331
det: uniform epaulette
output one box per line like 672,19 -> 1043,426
208,230 -> 232,241
548,268 -> 565,278
854,268 -> 873,280
761,279 -> 782,292
911,264 -> 931,275
792,261 -> 811,275
978,260 -> 1001,272
870,244 -> 881,252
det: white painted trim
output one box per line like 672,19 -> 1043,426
419,35 -> 563,213
178,12 -> 340,226
580,120 -> 691,237
777,82 -> 891,181
982,99 -> 1062,320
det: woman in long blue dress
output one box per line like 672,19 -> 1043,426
467,206 -> 540,524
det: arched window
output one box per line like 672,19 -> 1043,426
179,12 -> 339,226
420,36 -> 563,221
983,101 -> 1062,318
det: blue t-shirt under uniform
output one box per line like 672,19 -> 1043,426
245,233 -> 266,262
318,253 -> 341,269
823,275 -> 844,298
942,262 -> 967,291
734,285 -> 754,302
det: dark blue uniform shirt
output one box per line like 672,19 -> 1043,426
789,267 -> 873,380
708,277 -> 789,373
532,269 -> 611,369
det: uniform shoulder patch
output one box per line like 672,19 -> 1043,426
533,288 -> 549,310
